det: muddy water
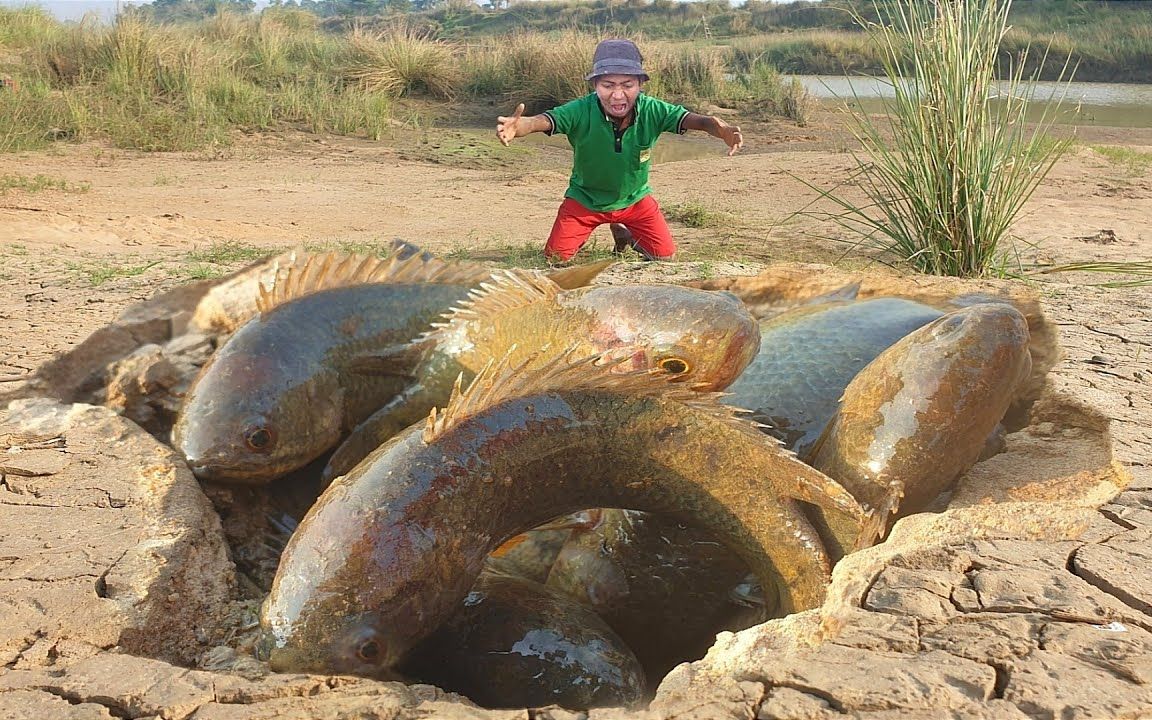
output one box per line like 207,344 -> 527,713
794,75 -> 1152,128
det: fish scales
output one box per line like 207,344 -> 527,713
725,297 -> 944,458
260,353 -> 868,677
322,279 -> 760,482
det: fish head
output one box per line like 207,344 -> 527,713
257,605 -> 405,679
173,326 -> 345,483
571,286 -> 760,390
259,432 -> 471,677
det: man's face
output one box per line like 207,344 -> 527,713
593,74 -> 642,119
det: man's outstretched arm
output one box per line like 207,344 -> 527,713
682,112 -> 743,156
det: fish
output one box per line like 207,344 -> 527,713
485,512 -> 598,584
173,249 -> 610,483
258,349 -> 871,677
189,239 -> 434,336
399,571 -> 646,710
724,296 -> 944,459
545,508 -> 759,684
542,296 -> 946,661
810,302 -> 1033,534
321,273 -> 762,483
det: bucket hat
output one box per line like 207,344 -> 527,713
586,39 -> 649,82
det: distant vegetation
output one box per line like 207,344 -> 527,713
138,0 -> 1152,83
0,0 -> 1147,153
0,5 -> 808,152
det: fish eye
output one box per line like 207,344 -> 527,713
243,424 -> 276,452
356,638 -> 381,662
658,357 -> 691,376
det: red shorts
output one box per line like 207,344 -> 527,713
544,195 -> 676,262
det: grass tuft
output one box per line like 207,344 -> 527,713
802,0 -> 1073,278
664,201 -> 730,228
185,240 -> 276,265
0,173 -> 90,193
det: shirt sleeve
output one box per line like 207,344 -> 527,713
649,96 -> 691,135
544,96 -> 586,137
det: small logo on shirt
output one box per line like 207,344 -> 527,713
639,148 -> 651,163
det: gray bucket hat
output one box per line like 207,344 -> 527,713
586,39 -> 649,82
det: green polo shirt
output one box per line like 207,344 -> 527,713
544,92 -> 689,212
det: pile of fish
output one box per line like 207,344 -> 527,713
170,242 -> 1032,710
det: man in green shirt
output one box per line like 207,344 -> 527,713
496,39 -> 743,263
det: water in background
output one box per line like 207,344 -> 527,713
791,75 -> 1152,129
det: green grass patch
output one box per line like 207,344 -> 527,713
67,258 -> 160,286
664,201 -> 730,229
0,173 -> 90,194
1090,145 -> 1152,177
401,129 -> 536,169
301,239 -> 399,258
184,240 -> 275,266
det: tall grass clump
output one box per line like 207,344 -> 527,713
345,24 -> 459,99
645,43 -> 727,105
816,0 -> 1072,277
500,29 -> 598,111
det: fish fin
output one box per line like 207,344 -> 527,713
414,270 -> 565,345
422,345 -> 774,445
489,533 -> 529,558
757,281 -> 863,321
346,340 -> 433,378
545,259 -> 615,289
818,281 -> 861,304
255,248 -> 501,313
855,481 -> 904,550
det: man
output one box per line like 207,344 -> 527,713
496,39 -> 743,263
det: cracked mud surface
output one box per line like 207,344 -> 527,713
1,124 -> 1150,718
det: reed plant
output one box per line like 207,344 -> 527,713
811,0 -> 1072,277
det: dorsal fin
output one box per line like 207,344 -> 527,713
447,270 -> 562,321
422,345 -> 768,445
255,250 -> 504,313
412,269 -> 564,346
545,258 -> 615,289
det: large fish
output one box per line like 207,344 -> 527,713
811,302 -> 1033,532
322,273 -> 762,483
543,296 -> 943,654
399,571 -> 646,710
258,351 -> 872,677
724,296 -> 944,459
173,250 -> 609,483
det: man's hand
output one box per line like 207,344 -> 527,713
718,123 -> 743,157
496,103 -> 525,147
682,112 -> 744,157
